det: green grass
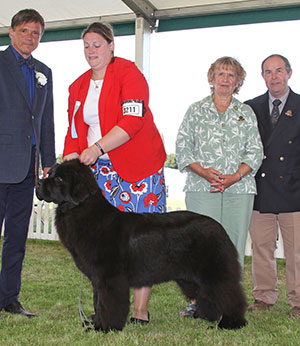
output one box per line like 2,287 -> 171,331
0,239 -> 299,346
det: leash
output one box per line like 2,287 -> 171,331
78,272 -> 92,330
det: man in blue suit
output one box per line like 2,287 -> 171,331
0,9 -> 56,317
245,55 -> 300,318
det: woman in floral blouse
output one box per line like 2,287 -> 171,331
176,56 -> 263,317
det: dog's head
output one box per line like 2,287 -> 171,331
36,159 -> 99,206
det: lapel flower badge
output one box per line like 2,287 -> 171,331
285,110 -> 293,117
35,71 -> 47,88
238,115 -> 245,121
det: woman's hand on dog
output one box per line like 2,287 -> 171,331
79,146 -> 100,165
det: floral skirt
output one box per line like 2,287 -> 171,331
93,159 -> 166,213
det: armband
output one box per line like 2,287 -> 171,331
122,99 -> 145,117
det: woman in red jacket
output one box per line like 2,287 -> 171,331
63,22 -> 166,325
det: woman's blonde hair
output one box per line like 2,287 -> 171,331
207,56 -> 246,94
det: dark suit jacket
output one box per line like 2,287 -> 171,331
245,89 -> 300,213
0,46 -> 56,183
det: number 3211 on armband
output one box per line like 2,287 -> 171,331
122,99 -> 145,117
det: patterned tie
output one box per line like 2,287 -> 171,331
18,56 -> 35,69
270,99 -> 282,127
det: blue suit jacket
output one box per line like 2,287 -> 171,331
0,46 -> 56,183
245,89 -> 300,213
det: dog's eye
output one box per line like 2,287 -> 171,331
55,176 -> 63,183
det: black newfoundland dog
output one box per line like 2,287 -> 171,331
36,159 -> 247,332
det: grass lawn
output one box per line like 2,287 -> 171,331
0,239 -> 299,345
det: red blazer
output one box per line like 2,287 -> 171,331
63,57 -> 166,182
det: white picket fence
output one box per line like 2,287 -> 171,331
27,200 -> 59,241
1,200 -> 284,258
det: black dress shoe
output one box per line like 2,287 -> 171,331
4,301 -> 36,318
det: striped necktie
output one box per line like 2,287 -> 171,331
270,99 -> 281,127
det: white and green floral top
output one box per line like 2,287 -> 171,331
176,95 -> 263,194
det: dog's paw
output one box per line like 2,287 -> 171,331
195,300 -> 221,322
93,319 -> 123,333
195,309 -> 221,322
218,316 -> 247,330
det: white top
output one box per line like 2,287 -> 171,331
83,79 -> 109,160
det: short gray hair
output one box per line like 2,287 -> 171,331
261,54 -> 291,74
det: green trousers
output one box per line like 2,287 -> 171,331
186,191 -> 254,271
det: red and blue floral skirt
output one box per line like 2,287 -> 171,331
93,159 -> 166,213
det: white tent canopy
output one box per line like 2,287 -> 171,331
1,1 -> 300,75
1,0 -> 300,35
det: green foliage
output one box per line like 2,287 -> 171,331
56,154 -> 63,164
164,153 -> 178,169
0,239 -> 299,345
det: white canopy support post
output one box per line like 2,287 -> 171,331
135,16 -> 151,81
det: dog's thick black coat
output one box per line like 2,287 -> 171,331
36,159 -> 247,332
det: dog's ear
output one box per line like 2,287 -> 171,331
65,161 -> 99,206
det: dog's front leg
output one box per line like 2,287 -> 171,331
93,276 -> 130,332
91,286 -> 106,332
